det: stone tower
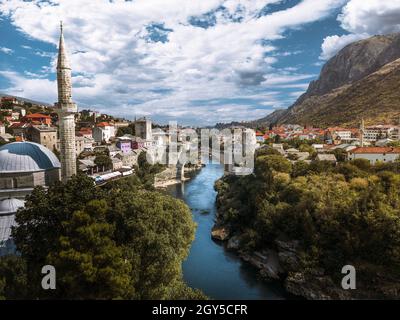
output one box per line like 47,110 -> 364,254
360,118 -> 365,147
56,22 -> 77,181
135,117 -> 152,141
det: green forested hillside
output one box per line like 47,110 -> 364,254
215,148 -> 400,299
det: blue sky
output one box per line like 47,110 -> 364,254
1,0 -> 400,126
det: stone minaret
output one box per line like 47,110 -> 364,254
56,22 -> 77,181
360,118 -> 365,147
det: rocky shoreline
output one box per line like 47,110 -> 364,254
211,224 -> 352,299
211,222 -> 399,300
154,164 -> 203,188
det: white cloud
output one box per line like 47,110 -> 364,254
320,33 -> 368,60
339,0 -> 400,35
0,71 -> 56,102
321,0 -> 400,60
0,46 -> 13,54
0,0 -> 345,124
262,74 -> 316,86
289,90 -> 306,98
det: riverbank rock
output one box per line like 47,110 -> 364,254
275,239 -> 301,271
260,250 -> 284,281
211,226 -> 230,241
278,251 -> 300,271
275,239 -> 300,253
239,250 -> 283,281
285,272 -> 351,300
227,235 -> 240,250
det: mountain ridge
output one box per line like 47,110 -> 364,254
252,33 -> 400,128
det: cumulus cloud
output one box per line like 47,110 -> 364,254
0,0 -> 344,124
339,0 -> 400,35
0,46 -> 13,54
320,33 -> 368,60
321,0 -> 400,60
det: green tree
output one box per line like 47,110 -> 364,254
116,124 -> 135,137
292,160 -> 310,177
12,175 -> 100,297
107,190 -> 196,299
331,148 -> 347,162
215,150 -> 400,298
388,141 -> 400,147
0,255 -> 28,300
255,155 -> 292,176
11,173 -> 202,300
48,200 -> 133,299
299,144 -> 315,156
95,154 -> 112,171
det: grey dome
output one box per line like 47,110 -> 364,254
0,198 -> 25,214
0,142 -> 61,173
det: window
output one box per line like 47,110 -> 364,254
13,177 -> 17,188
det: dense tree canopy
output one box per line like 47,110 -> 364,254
94,154 -> 113,171
1,171 -> 204,300
215,149 -> 400,296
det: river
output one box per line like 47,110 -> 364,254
165,163 -> 288,300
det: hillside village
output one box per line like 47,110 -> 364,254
2,94 -> 400,183
253,122 -> 400,164
0,95 -> 179,183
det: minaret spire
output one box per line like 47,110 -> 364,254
56,22 -> 77,181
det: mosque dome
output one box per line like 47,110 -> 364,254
0,198 -> 25,214
0,142 -> 61,173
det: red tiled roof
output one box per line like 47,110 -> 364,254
96,122 -> 112,127
1,97 -> 16,102
25,113 -> 51,118
327,127 -> 352,132
9,122 -> 25,129
350,147 -> 400,154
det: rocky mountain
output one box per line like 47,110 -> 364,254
258,33 -> 400,127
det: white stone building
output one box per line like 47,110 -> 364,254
93,122 -> 115,143
348,147 -> 400,164
389,127 -> 400,141
363,125 -> 396,142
